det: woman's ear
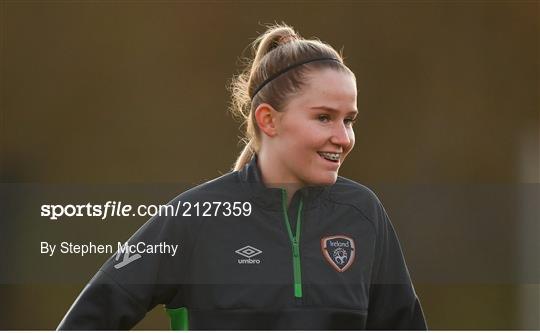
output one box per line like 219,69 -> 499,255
254,103 -> 279,137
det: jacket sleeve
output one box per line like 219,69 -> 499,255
365,201 -> 427,330
57,204 -> 188,330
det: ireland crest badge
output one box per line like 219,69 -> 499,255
321,235 -> 355,272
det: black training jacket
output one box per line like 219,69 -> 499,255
58,155 -> 427,330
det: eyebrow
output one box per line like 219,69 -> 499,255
310,106 -> 358,115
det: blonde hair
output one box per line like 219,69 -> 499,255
228,23 -> 353,171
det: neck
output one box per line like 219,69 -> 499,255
257,150 -> 303,207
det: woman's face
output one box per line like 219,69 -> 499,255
273,68 -> 357,186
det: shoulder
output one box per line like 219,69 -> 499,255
150,171 -> 243,226
327,176 -> 386,227
330,176 -> 381,203
166,170 -> 245,206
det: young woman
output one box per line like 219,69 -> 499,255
58,24 -> 427,330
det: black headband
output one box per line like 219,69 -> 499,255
250,57 -> 341,99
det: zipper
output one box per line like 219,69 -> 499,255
280,188 -> 304,298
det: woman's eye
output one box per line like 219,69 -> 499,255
344,118 -> 357,126
318,114 -> 330,122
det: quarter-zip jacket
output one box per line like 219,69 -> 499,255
58,155 -> 427,330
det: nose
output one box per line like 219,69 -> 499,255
329,122 -> 353,150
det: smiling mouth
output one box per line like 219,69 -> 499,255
318,152 -> 341,163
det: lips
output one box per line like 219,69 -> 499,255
318,151 -> 341,163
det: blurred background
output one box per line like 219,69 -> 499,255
0,0 -> 538,330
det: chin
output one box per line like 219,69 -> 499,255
307,173 -> 338,186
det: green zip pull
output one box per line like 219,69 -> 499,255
166,307 -> 189,330
281,189 -> 304,299
292,239 -> 302,298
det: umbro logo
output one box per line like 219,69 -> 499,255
235,245 -> 262,264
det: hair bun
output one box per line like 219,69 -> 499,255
278,34 -> 298,45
